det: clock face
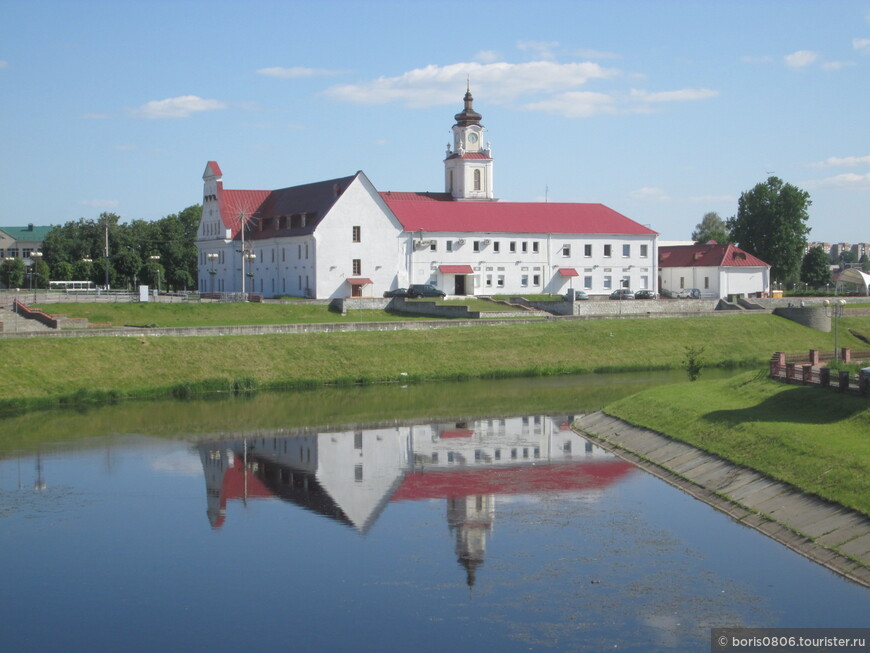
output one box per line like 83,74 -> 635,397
468,132 -> 479,143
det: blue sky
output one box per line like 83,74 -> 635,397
2,0 -> 868,242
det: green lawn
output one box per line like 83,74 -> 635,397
604,372 -> 870,516
3,313 -> 870,413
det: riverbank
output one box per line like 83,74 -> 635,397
2,313 -> 868,415
575,410 -> 870,588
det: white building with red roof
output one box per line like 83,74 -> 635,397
657,242 -> 771,299
196,90 -> 659,299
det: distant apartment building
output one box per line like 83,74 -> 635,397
0,224 -> 51,263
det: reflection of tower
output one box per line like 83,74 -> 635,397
447,494 -> 494,587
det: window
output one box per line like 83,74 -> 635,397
532,274 -> 540,286
352,226 -> 361,242
561,245 -> 571,257
497,275 -> 504,287
622,276 -> 630,288
584,244 -> 592,257
680,277 -> 685,289
604,275 -> 612,289
704,276 -> 710,289
430,241 -> 437,252
640,244 -> 649,257
584,275 -> 592,289
532,242 -> 539,253
473,169 -> 481,190
353,259 -> 361,275
473,241 -> 481,252
604,244 -> 612,257
510,242 -> 516,253
521,275 -> 528,287
493,241 -> 500,253
622,244 -> 630,257
522,242 -> 528,253
485,274 -> 492,287
640,276 -> 649,289
446,241 -> 453,252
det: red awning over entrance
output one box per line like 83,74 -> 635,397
558,268 -> 579,277
346,278 -> 373,284
439,265 -> 474,274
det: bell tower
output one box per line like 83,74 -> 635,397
444,85 -> 494,201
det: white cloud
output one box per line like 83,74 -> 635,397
80,199 -> 119,209
822,60 -> 854,71
814,155 -> 870,167
324,61 -> 619,107
853,38 -> 870,53
805,172 -> 870,189
523,91 -> 617,118
517,40 -> 560,60
629,187 -> 670,201
630,88 -> 719,103
784,50 -> 820,67
256,66 -> 347,79
131,95 -> 226,119
474,50 -> 501,63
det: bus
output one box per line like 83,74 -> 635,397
49,280 -> 96,292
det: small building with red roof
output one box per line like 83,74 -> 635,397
657,242 -> 771,299
196,89 -> 659,299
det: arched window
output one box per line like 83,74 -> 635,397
473,169 -> 481,191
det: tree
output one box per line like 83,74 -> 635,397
726,176 -> 811,284
691,211 -> 730,244
0,258 -> 25,289
861,254 -> 870,273
800,246 -> 831,287
683,345 -> 705,382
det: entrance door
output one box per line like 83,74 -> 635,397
351,284 -> 362,298
454,275 -> 466,296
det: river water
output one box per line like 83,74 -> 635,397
0,372 -> 867,652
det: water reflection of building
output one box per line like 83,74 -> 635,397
198,415 -> 634,583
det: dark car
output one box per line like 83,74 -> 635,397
634,289 -> 656,300
609,288 -> 634,300
407,284 -> 446,299
383,287 -> 409,298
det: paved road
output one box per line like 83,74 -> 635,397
575,411 -> 870,588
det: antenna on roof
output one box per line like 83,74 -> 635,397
545,185 -> 549,203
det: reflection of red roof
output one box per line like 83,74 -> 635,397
658,243 -> 769,268
221,464 -> 272,501
391,460 -> 634,502
440,429 -> 474,439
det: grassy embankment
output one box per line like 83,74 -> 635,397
2,304 -> 870,415
604,371 -> 870,516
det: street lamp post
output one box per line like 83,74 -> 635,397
149,255 -> 161,294
244,252 -> 256,299
823,299 -> 847,361
29,251 -> 43,302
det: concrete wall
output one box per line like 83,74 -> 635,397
772,306 -> 831,332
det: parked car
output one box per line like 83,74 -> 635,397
634,289 -> 656,300
675,288 -> 701,299
407,284 -> 446,299
574,290 -> 589,300
383,287 -> 408,298
609,289 -> 635,300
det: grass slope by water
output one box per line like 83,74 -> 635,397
604,372 -> 870,516
2,313 -> 869,414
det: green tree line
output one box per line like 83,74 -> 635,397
30,205 -> 202,291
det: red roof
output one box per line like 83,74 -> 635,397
381,194 -> 657,236
439,265 -> 475,274
391,460 -> 635,502
558,268 -> 579,277
445,152 -> 491,160
658,243 -> 769,268
346,277 -> 373,284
